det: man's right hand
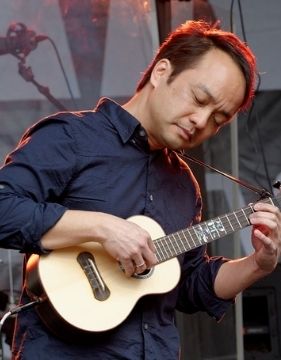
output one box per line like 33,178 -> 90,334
96,213 -> 157,277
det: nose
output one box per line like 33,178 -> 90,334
190,109 -> 210,129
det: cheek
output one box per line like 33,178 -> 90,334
197,124 -> 219,142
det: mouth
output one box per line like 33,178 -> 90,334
177,125 -> 193,142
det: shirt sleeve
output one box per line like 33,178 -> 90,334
175,188 -> 233,321
0,116 -> 77,254
176,246 -> 234,321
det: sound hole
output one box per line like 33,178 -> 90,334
133,267 -> 154,279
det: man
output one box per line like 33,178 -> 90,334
0,20 -> 280,359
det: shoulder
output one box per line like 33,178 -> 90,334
18,110 -> 100,149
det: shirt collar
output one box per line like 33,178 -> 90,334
95,97 -> 141,144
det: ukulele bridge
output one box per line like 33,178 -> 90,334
77,252 -> 110,301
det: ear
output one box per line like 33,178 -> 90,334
150,59 -> 172,87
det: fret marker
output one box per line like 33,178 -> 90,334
194,219 -> 226,243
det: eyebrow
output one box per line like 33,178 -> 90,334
197,84 -> 231,119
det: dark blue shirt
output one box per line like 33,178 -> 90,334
0,98 -> 232,359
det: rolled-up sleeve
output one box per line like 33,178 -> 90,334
0,117 -> 77,254
176,246 -> 234,321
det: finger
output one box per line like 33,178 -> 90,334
250,213 -> 278,231
253,228 -> 274,250
133,256 -> 146,267
147,237 -> 156,253
120,258 -> 136,277
140,238 -> 157,267
134,261 -> 146,274
253,224 -> 270,236
254,202 -> 281,217
132,256 -> 146,273
130,237 -> 157,269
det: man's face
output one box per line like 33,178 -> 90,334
144,48 -> 246,151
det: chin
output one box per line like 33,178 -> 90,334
165,135 -> 191,150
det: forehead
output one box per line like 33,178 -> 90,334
178,49 -> 246,112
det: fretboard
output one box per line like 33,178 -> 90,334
154,194 -> 281,264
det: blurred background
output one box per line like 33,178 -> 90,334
0,1 -> 281,359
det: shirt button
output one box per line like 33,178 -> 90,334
149,194 -> 153,201
139,129 -> 146,137
144,323 -> 149,330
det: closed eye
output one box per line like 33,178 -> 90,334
194,96 -> 206,106
212,113 -> 231,127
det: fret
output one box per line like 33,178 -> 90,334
155,235 -> 179,261
154,194 -> 281,264
163,237 -> 173,258
226,213 -> 240,231
183,227 -> 195,246
185,228 -> 197,247
233,211 -> 242,228
186,227 -> 198,249
248,203 -> 254,214
154,241 -> 166,262
245,205 -> 255,216
167,235 -> 179,256
187,228 -> 198,247
225,214 -> 234,231
184,228 -> 195,249
241,208 -> 251,225
235,212 -> 249,227
223,215 -> 238,233
172,233 -> 186,253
